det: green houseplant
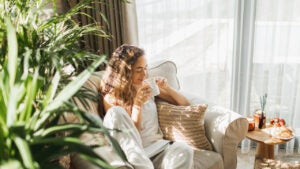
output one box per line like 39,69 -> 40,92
0,0 -> 109,84
0,0 -> 127,168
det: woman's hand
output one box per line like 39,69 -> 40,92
134,83 -> 151,106
155,76 -> 168,90
155,76 -> 190,106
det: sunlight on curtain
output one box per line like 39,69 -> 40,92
251,0 -> 300,130
136,0 -> 235,108
137,0 -> 300,153
241,0 -> 300,154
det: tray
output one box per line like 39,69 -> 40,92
270,127 -> 294,140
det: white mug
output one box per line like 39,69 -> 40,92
144,78 -> 160,97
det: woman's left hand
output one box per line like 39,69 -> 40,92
155,76 -> 168,90
154,76 -> 190,106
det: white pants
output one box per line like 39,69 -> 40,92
103,106 -> 194,169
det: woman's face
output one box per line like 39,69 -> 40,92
132,55 -> 148,87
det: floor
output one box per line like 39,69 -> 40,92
237,147 -> 300,169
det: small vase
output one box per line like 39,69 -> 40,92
254,109 -> 266,129
258,111 -> 266,129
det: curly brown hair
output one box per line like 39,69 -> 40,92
101,44 -> 145,108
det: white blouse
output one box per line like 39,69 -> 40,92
140,97 -> 164,147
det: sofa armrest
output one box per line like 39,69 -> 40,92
182,91 -> 248,169
205,106 -> 248,169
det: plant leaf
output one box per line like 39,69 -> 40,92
37,123 -> 88,137
0,160 -> 24,169
19,69 -> 40,122
33,55 -> 105,131
14,136 -> 35,169
5,17 -> 18,88
45,55 -> 105,113
78,154 -> 116,169
42,71 -> 61,108
64,102 -> 128,161
105,134 -> 128,162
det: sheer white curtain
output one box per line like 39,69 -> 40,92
248,0 -> 300,155
135,0 -> 300,152
251,0 -> 300,128
136,0 -> 235,108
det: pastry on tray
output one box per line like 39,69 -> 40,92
272,126 -> 294,140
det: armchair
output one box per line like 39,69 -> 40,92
68,60 -> 248,169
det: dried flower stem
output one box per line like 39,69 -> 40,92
260,93 -> 268,112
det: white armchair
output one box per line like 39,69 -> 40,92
68,60 -> 248,169
148,60 -> 249,169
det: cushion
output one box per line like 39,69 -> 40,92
148,60 -> 180,90
81,71 -> 105,118
156,101 -> 212,150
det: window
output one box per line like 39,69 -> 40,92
136,0 -> 300,129
136,0 -> 235,108
251,0 -> 300,127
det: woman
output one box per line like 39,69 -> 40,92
101,44 -> 194,169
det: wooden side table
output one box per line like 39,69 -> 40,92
246,127 -> 291,159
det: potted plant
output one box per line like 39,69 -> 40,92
0,0 -> 127,168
